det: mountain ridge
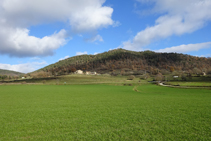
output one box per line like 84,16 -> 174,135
35,49 -> 211,76
0,69 -> 24,76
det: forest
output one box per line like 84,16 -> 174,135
35,49 -> 211,77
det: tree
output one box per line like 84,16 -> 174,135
70,67 -> 76,73
120,69 -> 125,75
181,74 -> 187,81
207,68 -> 211,76
2,75 -> 7,81
170,66 -> 174,72
193,67 -> 201,76
155,73 -> 163,82
14,76 -> 19,80
31,71 -> 51,78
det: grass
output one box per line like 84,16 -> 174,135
0,84 -> 211,140
48,74 -> 132,85
2,74 -> 146,85
165,81 -> 211,87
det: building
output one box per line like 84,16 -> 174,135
91,72 -> 97,75
85,71 -> 97,75
75,70 -> 83,74
86,71 -> 91,75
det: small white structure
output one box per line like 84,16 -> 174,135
86,71 -> 91,75
86,71 -> 97,75
91,72 -> 97,75
203,72 -> 206,76
22,77 -> 25,79
173,76 -> 179,78
75,70 -> 83,74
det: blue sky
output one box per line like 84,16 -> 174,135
0,0 -> 211,73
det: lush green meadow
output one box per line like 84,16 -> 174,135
0,84 -> 211,140
1,74 -> 144,85
165,81 -> 211,87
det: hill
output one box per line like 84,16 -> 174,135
36,49 -> 211,76
0,69 -> 24,76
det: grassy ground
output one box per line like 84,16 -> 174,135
0,84 -> 210,140
165,81 -> 211,87
48,74 -> 140,85
0,74 -> 146,85
164,75 -> 211,82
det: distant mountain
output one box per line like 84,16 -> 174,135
36,49 -> 211,76
0,69 -> 24,76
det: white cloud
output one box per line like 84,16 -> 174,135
94,52 -> 99,55
85,35 -> 104,43
0,0 -> 114,57
76,51 -> 88,56
31,57 -> 41,60
0,28 -> 67,57
0,61 -> 48,73
112,21 -> 121,27
198,54 -> 210,57
122,0 -> 211,50
200,54 -> 210,57
59,55 -> 69,61
156,42 -> 211,53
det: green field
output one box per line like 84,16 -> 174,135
0,84 -> 211,140
165,81 -> 211,87
1,74 -> 146,85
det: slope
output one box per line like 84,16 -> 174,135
0,69 -> 24,76
36,49 -> 211,76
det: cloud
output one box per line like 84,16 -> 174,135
94,52 -> 99,55
0,0 -> 114,57
0,28 -> 67,57
59,55 -> 70,61
156,42 -> 211,53
0,61 -> 48,73
200,54 -> 211,57
76,51 -> 88,56
85,35 -> 104,43
31,57 -> 41,60
198,54 -> 210,57
122,0 -> 211,50
112,21 -> 121,27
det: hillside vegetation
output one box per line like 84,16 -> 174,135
0,69 -> 23,76
36,49 -> 211,76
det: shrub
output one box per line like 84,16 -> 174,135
102,74 -> 111,77
127,75 -> 135,80
21,81 -> 27,84
42,80 -> 46,84
181,74 -> 187,81
142,73 -> 150,80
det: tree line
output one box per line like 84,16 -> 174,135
29,49 -> 211,78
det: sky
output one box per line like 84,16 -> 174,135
0,0 -> 211,73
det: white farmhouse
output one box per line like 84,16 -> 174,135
75,70 -> 83,74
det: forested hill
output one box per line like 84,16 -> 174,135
0,69 -> 24,76
37,49 -> 211,75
